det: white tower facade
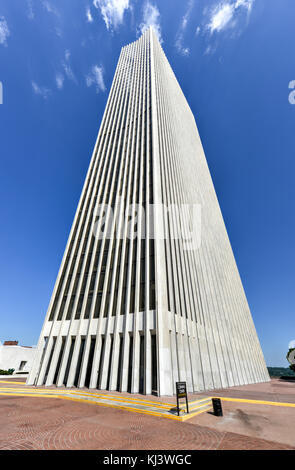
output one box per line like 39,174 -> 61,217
27,29 -> 269,396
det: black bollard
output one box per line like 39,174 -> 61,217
212,398 -> 223,416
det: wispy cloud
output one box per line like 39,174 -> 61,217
175,0 -> 194,56
197,0 -> 255,55
62,50 -> 77,84
54,50 -> 77,90
27,0 -> 35,20
55,27 -> 62,38
208,3 -> 234,33
86,6 -> 94,23
204,44 -> 216,55
86,65 -> 106,93
0,17 -> 10,46
93,0 -> 131,30
207,0 -> 254,34
42,0 -> 60,17
138,1 -> 162,43
32,81 -> 51,99
55,73 -> 64,90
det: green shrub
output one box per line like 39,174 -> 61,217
0,368 -> 15,375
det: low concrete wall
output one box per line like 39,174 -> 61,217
0,344 -> 37,374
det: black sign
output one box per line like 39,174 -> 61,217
176,382 -> 189,416
176,381 -> 187,397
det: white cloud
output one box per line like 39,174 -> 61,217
208,3 -> 233,33
93,0 -> 131,30
27,0 -> 35,20
55,27 -> 62,38
86,6 -> 94,23
62,50 -> 77,83
175,0 -> 194,56
42,1 -> 62,36
42,0 -> 60,17
204,45 -> 212,55
138,2 -> 162,43
32,81 -> 51,99
0,17 -> 10,46
235,0 -> 254,12
55,73 -> 64,90
207,0 -> 254,34
86,65 -> 106,93
176,44 -> 190,56
55,50 -> 77,89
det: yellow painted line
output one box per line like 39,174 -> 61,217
71,392 -> 173,411
0,380 -> 26,384
81,393 -> 176,408
58,395 -> 211,422
0,387 -> 210,415
0,390 -> 211,422
0,387 -> 176,411
0,381 -> 210,409
3,382 -> 295,412
186,404 -> 211,413
5,384 -> 294,410
180,406 -> 213,421
184,397 -> 212,406
60,395 -> 183,421
0,387 -> 71,395
56,389 -> 176,409
0,384 -> 181,409
0,387 -> 209,409
0,392 -> 59,399
177,401 -> 211,411
0,391 -> 182,421
211,396 -> 295,408
0,384 -> 210,410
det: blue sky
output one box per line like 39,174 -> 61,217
0,0 -> 294,367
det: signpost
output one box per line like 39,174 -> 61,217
176,381 -> 189,416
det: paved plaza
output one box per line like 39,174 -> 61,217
0,378 -> 294,450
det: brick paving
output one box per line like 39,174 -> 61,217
0,394 -> 294,450
1,378 -> 295,450
198,378 -> 295,404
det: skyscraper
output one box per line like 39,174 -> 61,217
27,28 -> 269,396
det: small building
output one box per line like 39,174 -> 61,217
0,341 -> 37,375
